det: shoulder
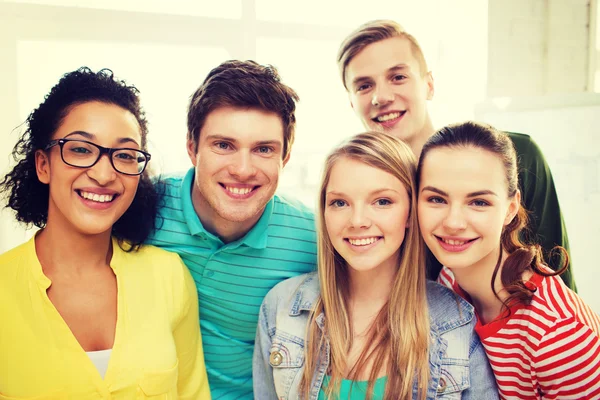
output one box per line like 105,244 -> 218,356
263,272 -> 319,311
426,280 -> 475,333
156,173 -> 186,199
534,274 -> 598,326
125,242 -> 183,261
505,131 -> 547,164
0,240 -> 29,264
118,243 -> 186,278
0,240 -> 31,279
272,194 -> 315,225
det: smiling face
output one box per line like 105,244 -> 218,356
324,157 -> 410,275
187,106 -> 287,237
417,147 -> 519,274
345,37 -> 434,147
35,101 -> 143,237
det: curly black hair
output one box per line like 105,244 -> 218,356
0,67 -> 159,250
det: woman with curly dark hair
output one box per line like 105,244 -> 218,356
417,121 -> 600,399
0,67 -> 210,399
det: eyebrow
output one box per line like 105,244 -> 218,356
326,188 -> 401,197
64,130 -> 140,147
351,64 -> 411,87
205,134 -> 237,142
255,140 -> 282,148
420,186 -> 498,198
205,134 -> 282,147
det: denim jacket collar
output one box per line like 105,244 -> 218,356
288,272 -> 320,316
287,272 -> 474,336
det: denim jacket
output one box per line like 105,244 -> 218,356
253,272 -> 498,399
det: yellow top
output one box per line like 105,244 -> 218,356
0,236 -> 211,399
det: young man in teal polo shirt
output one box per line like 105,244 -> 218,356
147,60 -> 317,398
336,20 -> 575,290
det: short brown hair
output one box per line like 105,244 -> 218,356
187,60 -> 299,160
337,20 -> 429,90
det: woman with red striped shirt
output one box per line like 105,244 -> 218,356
416,121 -> 600,400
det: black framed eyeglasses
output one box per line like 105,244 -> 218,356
44,138 -> 151,176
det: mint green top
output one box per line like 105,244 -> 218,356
318,376 -> 387,399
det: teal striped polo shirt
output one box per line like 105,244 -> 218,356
147,168 -> 317,399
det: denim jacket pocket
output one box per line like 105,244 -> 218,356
435,359 -> 469,399
269,331 -> 305,398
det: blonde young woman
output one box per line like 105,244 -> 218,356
253,132 -> 498,399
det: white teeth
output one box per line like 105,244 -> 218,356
226,186 -> 252,195
80,191 -> 115,203
443,238 -> 467,245
376,112 -> 401,122
349,237 -> 378,246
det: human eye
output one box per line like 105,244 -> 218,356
71,147 -> 91,154
470,199 -> 490,207
64,141 -> 95,156
328,199 -> 347,208
256,146 -> 274,155
213,141 -> 233,152
114,150 -> 137,162
355,82 -> 372,92
392,74 -> 407,83
374,198 -> 392,206
427,196 -> 446,205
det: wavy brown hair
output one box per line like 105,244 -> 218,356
417,121 -> 569,310
302,132 -> 429,400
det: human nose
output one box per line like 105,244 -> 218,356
349,204 -> 371,229
371,82 -> 394,107
87,153 -> 117,185
442,205 -> 467,231
228,150 -> 257,180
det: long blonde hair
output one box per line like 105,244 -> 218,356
302,132 -> 430,400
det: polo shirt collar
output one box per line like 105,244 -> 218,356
179,167 -> 273,249
180,168 -> 204,237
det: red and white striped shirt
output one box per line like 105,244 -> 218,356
438,266 -> 600,399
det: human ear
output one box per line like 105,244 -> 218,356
186,136 -> 198,166
35,149 -> 51,184
282,151 -> 291,168
425,71 -> 435,101
504,190 -> 521,226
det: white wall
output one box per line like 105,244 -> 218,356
488,0 -> 591,96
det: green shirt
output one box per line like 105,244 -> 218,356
318,376 -> 387,400
427,131 -> 575,291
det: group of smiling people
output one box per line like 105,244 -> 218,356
1,19 -> 599,400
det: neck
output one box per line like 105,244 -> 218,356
190,184 -> 261,244
36,223 -> 113,277
451,246 -> 508,324
408,117 -> 435,158
347,257 -> 397,309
